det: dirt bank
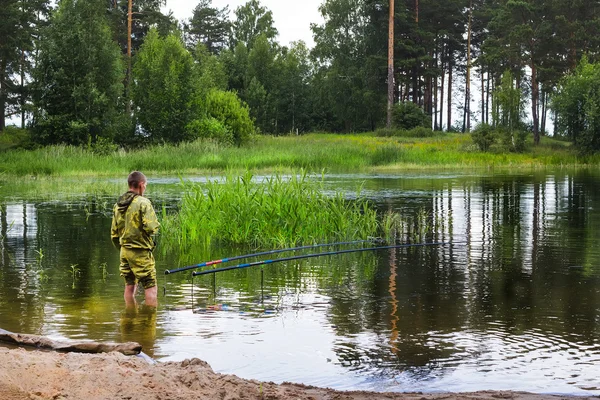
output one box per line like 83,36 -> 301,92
0,347 -> 595,400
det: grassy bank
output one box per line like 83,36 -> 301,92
0,133 -> 597,177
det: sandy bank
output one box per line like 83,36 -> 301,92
0,347 -> 594,400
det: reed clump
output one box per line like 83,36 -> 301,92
161,171 -> 395,252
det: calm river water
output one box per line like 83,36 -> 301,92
1,170 -> 600,395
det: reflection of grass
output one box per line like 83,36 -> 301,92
0,220 -> 14,241
35,248 -> 44,264
0,177 -> 123,201
0,134 -> 595,177
69,264 -> 81,289
98,263 -> 109,280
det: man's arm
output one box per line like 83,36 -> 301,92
110,206 -> 121,249
142,201 -> 160,236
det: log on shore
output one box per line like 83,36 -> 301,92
0,328 -> 142,355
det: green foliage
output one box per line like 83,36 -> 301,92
392,102 -> 431,130
185,0 -> 231,54
204,90 -> 254,145
471,123 -> 527,153
311,0 -> 387,132
185,117 -> 233,143
492,70 -> 523,131
375,127 -> 438,138
87,136 -> 118,156
552,57 -> 600,154
0,126 -> 34,151
471,124 -> 497,151
32,0 -> 124,145
490,70 -> 527,153
498,127 -> 527,153
107,0 -> 175,59
160,171 -> 386,251
231,0 -> 278,49
0,0 -> 49,130
132,29 -> 199,143
193,43 -> 228,93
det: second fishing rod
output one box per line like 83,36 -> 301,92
164,238 -> 386,275
192,241 -> 447,277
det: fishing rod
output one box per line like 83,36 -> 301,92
164,238 -> 386,275
192,242 -> 446,277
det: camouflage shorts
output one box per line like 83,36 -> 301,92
119,247 -> 157,289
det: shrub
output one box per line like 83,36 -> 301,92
88,136 -> 118,155
375,128 -> 399,137
498,127 -> 527,153
375,126 -> 436,138
186,117 -> 234,144
392,102 -> 431,130
205,90 -> 255,146
405,126 -> 436,138
471,123 -> 497,151
0,126 -> 34,151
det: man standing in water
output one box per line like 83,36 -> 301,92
111,171 -> 160,307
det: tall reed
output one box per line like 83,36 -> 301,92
161,171 -> 390,252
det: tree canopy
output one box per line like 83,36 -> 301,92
2,0 -> 600,152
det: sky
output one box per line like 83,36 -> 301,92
162,0 -> 324,47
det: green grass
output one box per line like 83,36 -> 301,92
0,133 -> 598,177
160,171 -> 394,252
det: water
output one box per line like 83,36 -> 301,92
1,170 -> 600,395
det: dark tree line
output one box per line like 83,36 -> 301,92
1,0 -> 600,147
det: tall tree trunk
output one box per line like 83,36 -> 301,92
541,90 -> 548,136
440,48 -> 445,131
485,70 -> 490,125
387,0 -> 395,129
531,60 -> 540,145
415,0 -> 419,23
21,48 -> 26,129
0,58 -> 6,132
434,48 -> 439,131
480,68 -> 485,127
464,0 -> 472,132
447,56 -> 452,131
126,0 -> 133,115
413,0 -> 419,104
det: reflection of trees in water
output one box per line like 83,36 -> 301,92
327,171 -> 600,379
0,200 -> 123,337
0,202 -> 47,334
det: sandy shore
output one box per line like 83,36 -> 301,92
0,347 -> 595,400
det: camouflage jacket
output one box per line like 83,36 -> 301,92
111,191 -> 160,250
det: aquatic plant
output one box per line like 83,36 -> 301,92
99,263 -> 109,280
161,171 -> 392,253
34,248 -> 44,265
69,264 -> 81,288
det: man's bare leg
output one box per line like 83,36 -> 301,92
124,284 -> 137,307
144,285 -> 158,307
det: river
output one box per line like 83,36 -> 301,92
1,170 -> 599,395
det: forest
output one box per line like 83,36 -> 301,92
1,0 -> 600,153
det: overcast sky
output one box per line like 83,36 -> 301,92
162,0 -> 324,47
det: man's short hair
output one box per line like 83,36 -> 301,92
128,171 -> 147,189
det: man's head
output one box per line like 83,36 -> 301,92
128,171 -> 147,195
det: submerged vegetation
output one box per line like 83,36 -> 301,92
160,171 -> 397,252
0,133 -> 595,178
